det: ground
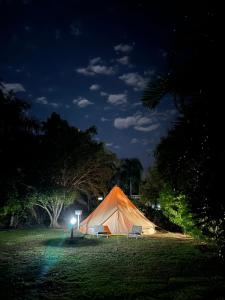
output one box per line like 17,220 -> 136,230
0,229 -> 224,300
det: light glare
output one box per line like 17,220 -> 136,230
70,217 -> 76,225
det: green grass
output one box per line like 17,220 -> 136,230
0,229 -> 224,300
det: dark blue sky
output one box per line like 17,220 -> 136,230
0,0 -> 184,169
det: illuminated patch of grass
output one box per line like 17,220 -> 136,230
0,229 -> 224,299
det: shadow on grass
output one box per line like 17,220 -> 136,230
43,237 -> 102,248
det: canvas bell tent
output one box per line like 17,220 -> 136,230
80,186 -> 156,235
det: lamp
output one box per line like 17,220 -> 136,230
75,210 -> 82,230
70,217 -> 77,238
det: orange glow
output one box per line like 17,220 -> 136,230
80,186 -> 156,235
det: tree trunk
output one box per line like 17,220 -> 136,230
49,214 -> 61,228
10,214 -> 14,227
129,178 -> 132,196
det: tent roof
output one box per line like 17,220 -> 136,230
80,185 -> 156,235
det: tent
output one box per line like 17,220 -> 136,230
80,186 -> 156,235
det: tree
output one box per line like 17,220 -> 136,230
0,87 -> 40,226
112,158 -> 143,195
29,113 -> 117,227
140,166 -> 164,207
31,190 -> 75,228
141,8 -> 224,256
159,185 -> 200,237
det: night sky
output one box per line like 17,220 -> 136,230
0,0 -> 185,169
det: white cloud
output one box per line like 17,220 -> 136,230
49,102 -> 60,108
134,124 -> 160,132
106,142 -> 113,147
89,84 -> 100,91
107,93 -> 127,106
119,73 -> 148,91
2,83 -> 26,93
114,116 -> 137,129
73,97 -> 93,108
114,113 -> 159,132
36,96 -> 48,105
114,43 -> 133,53
132,102 -> 142,107
76,57 -> 115,76
116,56 -> 129,65
76,68 -> 93,76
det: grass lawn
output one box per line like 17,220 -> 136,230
0,229 -> 224,300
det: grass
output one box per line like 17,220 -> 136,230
0,229 -> 224,300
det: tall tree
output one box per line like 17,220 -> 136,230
112,158 -> 143,195
142,7 -> 224,254
31,113 -> 117,227
0,87 -> 39,226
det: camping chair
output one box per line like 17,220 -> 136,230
128,225 -> 142,239
94,225 -> 109,238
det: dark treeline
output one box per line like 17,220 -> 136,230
141,7 -> 224,256
0,87 -> 144,228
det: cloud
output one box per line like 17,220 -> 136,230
114,44 -> 133,53
89,84 -> 100,91
119,73 -> 148,91
107,93 -> 127,106
76,57 -> 115,76
130,138 -> 139,144
132,102 -> 142,107
134,124 -> 160,132
101,117 -> 109,122
70,23 -> 82,36
49,102 -> 60,108
106,142 -> 113,147
116,56 -> 129,65
114,113 -> 160,132
2,83 -> 26,93
100,91 -> 108,97
73,97 -> 93,108
36,96 -> 48,105
90,57 -> 102,65
114,116 -> 137,129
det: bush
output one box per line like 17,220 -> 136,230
159,186 -> 202,237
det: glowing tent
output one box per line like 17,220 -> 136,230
80,186 -> 156,235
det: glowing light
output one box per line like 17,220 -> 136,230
70,217 -> 76,225
98,196 -> 103,201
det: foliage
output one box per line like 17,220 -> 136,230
140,166 -> 164,206
141,9 -> 224,256
159,186 -> 201,237
0,91 -> 117,228
111,158 -> 143,195
0,88 -> 39,209
30,190 -> 76,228
0,191 -> 33,227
